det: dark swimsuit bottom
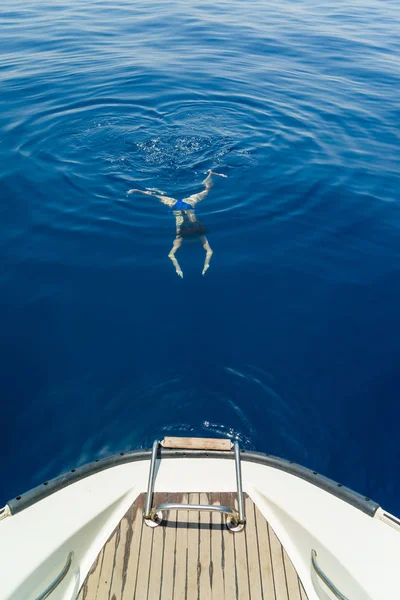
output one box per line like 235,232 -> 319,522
178,223 -> 209,238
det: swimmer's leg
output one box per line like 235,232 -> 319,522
201,235 -> 213,276
168,236 -> 183,278
128,188 -> 176,207
183,170 -> 227,208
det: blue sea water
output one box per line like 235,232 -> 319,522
1,0 -> 400,514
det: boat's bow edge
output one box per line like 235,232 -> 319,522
6,448 -> 380,518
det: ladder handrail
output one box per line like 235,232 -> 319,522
234,441 -> 245,523
144,438 -> 245,531
144,440 -> 159,520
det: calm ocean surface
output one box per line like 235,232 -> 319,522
1,0 -> 400,513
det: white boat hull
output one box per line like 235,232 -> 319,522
0,447 -> 399,599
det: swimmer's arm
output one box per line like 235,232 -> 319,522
168,237 -> 183,278
128,189 -> 176,207
201,237 -> 213,276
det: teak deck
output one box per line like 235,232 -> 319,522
77,492 -> 309,600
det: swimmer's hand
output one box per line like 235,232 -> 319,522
202,265 -> 210,276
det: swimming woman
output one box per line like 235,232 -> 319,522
128,170 -> 227,278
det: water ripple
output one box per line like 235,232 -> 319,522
1,0 -> 400,511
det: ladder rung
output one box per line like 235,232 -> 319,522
161,436 -> 233,451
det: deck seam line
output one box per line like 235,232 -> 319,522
132,499 -> 145,600
281,540 -> 290,599
244,510 -> 252,600
253,499 -> 264,600
232,496 -> 239,600
267,523 -> 277,600
108,522 -> 121,599
144,521 -> 154,600
158,492 -> 168,600
95,547 -> 106,600
172,493 -> 179,600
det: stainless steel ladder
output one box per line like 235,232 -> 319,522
143,437 -> 246,531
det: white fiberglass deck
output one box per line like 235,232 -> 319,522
1,453 -> 400,600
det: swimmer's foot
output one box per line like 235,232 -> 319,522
127,188 -> 156,195
207,170 -> 227,178
176,269 -> 183,278
202,265 -> 210,276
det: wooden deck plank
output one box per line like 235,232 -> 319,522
121,493 -> 144,600
134,500 -> 154,598
147,492 -> 167,600
159,492 -> 178,600
162,437 -> 232,451
96,528 -> 118,599
221,493 -> 238,599
299,581 -> 308,600
187,492 -> 200,599
210,492 -> 224,599
232,493 -> 250,600
108,513 -> 130,600
199,492 -> 212,600
78,492 -> 309,600
244,494 -> 263,599
269,524 -> 289,600
283,548 -> 302,600
174,493 -> 189,600
77,587 -> 84,600
254,504 -> 275,600
77,547 -> 104,600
